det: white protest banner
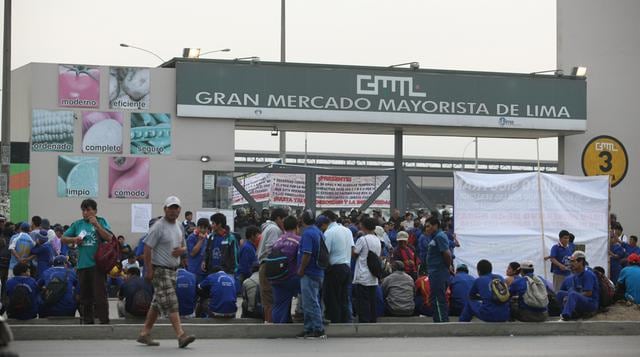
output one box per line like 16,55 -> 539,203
454,172 -> 608,279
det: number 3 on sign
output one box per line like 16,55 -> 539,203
581,135 -> 628,187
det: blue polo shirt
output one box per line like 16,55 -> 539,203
450,272 -> 475,313
297,225 -> 325,278
6,276 -> 40,320
37,266 -> 77,317
468,274 -> 511,321
426,230 -> 450,271
31,242 -> 54,278
186,233 -> 205,279
568,269 -> 599,306
176,268 -> 197,316
550,243 -> 573,276
199,271 -> 237,315
237,241 -> 257,278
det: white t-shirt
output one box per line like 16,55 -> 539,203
353,234 -> 381,286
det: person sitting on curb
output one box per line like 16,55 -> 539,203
37,255 -> 77,318
616,252 -> 640,304
6,263 -> 40,320
176,264 -> 197,319
118,267 -> 153,319
449,263 -> 475,316
382,261 -> 415,316
459,259 -> 510,322
557,251 -> 599,321
241,263 -> 263,319
198,266 -> 237,318
508,260 -> 549,322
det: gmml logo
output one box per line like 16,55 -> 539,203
356,75 -> 426,97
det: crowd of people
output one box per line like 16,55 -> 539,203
0,201 -> 639,344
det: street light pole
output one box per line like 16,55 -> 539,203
1,0 -> 13,215
279,0 -> 286,164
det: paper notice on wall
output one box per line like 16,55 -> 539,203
131,203 -> 153,233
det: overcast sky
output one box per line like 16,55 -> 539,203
2,0 -> 558,160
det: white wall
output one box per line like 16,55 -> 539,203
558,0 -> 640,235
12,63 -> 235,241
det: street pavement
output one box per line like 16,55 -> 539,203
7,336 -> 640,356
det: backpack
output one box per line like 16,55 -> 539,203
489,277 -> 510,304
316,236 -> 330,270
264,247 -> 290,281
8,283 -> 33,316
595,270 -> 615,308
94,234 -> 120,274
130,289 -> 152,317
522,276 -> 549,308
42,271 -> 69,306
364,238 -> 383,279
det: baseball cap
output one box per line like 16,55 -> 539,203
520,260 -> 534,270
36,229 -> 49,242
570,250 -> 586,260
164,196 -> 181,208
53,255 -> 68,266
374,226 -> 385,238
315,215 -> 330,227
397,231 -> 409,241
628,253 -> 640,264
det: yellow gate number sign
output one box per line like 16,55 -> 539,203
581,135 -> 628,187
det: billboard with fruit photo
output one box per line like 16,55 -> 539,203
108,157 -> 150,199
58,64 -> 100,108
81,111 -> 124,154
109,67 -> 150,110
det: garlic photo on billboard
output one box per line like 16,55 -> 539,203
130,113 -> 171,155
57,156 -> 99,198
31,109 -> 75,152
81,111 -> 124,154
109,67 -> 150,110
108,157 -> 150,199
58,64 -> 100,108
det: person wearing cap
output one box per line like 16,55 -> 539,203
61,199 -> 112,325
30,229 -> 55,279
257,207 -> 288,323
8,222 -> 35,278
547,230 -> 574,292
296,210 -> 327,339
616,253 -> 640,304
557,251 -> 599,321
37,255 -> 77,318
320,210 -> 354,324
424,217 -> 453,322
508,261 -> 549,322
382,261 -> 415,316
137,196 -> 195,348
393,231 -> 419,280
449,263 -> 475,316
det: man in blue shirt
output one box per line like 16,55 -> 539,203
236,225 -> 260,288
617,253 -> 640,303
198,267 -> 237,317
508,260 -> 548,322
547,230 -> 573,292
203,213 -> 238,276
30,230 -> 54,279
449,263 -> 475,316
6,263 -> 40,320
623,235 -> 640,257
557,251 -> 599,321
425,217 -> 453,322
176,266 -> 197,318
296,210 -> 326,339
38,255 -> 77,318
118,267 -> 154,318
459,259 -> 510,322
186,218 -> 210,283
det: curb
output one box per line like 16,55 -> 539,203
9,321 -> 640,340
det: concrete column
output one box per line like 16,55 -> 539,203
393,129 -> 406,211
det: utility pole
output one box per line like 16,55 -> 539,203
1,0 -> 13,216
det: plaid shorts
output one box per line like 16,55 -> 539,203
150,266 -> 179,314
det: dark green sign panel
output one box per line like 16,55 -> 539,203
176,60 -> 586,131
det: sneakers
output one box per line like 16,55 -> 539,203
137,334 -> 160,346
296,331 -> 327,339
178,334 -> 196,348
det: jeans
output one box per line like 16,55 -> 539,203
428,268 -> 450,322
353,284 -> 377,323
300,275 -> 323,333
272,276 -> 300,323
323,264 -> 351,323
558,290 -> 598,318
